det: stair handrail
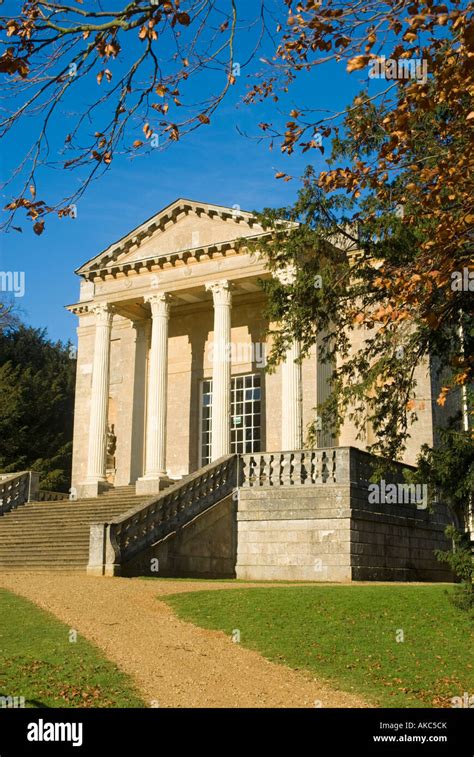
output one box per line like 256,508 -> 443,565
88,454 -> 241,575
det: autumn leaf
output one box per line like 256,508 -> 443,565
437,387 -> 450,407
177,12 -> 191,26
33,219 -> 44,235
346,55 -> 370,72
198,114 -> 210,124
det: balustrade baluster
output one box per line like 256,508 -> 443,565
281,453 -> 292,485
293,452 -> 303,484
267,454 -> 274,486
247,455 -> 256,487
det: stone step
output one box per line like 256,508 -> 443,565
0,524 -> 117,533
0,552 -> 89,560
0,486 -> 150,569
1,520 -> 128,528
0,553 -> 89,561
0,535 -> 91,544
1,504 -> 141,517
0,500 -> 134,518
0,542 -> 89,549
25,498 -> 149,508
0,476 -> 188,571
0,567 -> 85,572
0,522 -> 123,531
0,536 -> 91,543
0,561 -> 87,567
0,546 -> 89,552
1,511 -> 132,524
1,504 -> 140,516
0,547 -> 89,553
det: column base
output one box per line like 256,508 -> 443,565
135,475 -> 173,496
76,479 -> 110,499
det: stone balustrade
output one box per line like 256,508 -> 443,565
36,490 -> 70,502
88,447 -> 419,576
0,471 -> 39,515
240,448 -> 415,488
240,448 -> 348,487
88,454 -> 240,575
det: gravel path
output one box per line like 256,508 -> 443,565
0,573 -> 369,708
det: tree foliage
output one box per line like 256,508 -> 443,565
250,6 -> 473,464
0,0 -> 270,232
0,321 -> 75,491
435,526 -> 473,612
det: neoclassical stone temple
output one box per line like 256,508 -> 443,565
63,198 -> 451,581
68,198 -> 439,497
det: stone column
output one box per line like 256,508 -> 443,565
136,293 -> 170,494
83,302 -> 113,497
281,340 -> 303,450
206,280 -> 232,460
274,265 -> 303,450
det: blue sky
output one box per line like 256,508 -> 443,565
0,1 -> 374,345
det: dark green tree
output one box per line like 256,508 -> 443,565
0,320 -> 75,492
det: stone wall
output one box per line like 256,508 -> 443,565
236,482 -> 452,582
236,486 -> 352,581
121,495 -> 236,578
350,488 -> 452,581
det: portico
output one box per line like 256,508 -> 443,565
71,280 -> 306,498
66,200 -> 312,498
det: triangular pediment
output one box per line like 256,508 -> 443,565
76,198 -> 265,275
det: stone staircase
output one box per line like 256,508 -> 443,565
0,486 -> 150,571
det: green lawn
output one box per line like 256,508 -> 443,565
0,589 -> 144,707
164,584 -> 473,708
